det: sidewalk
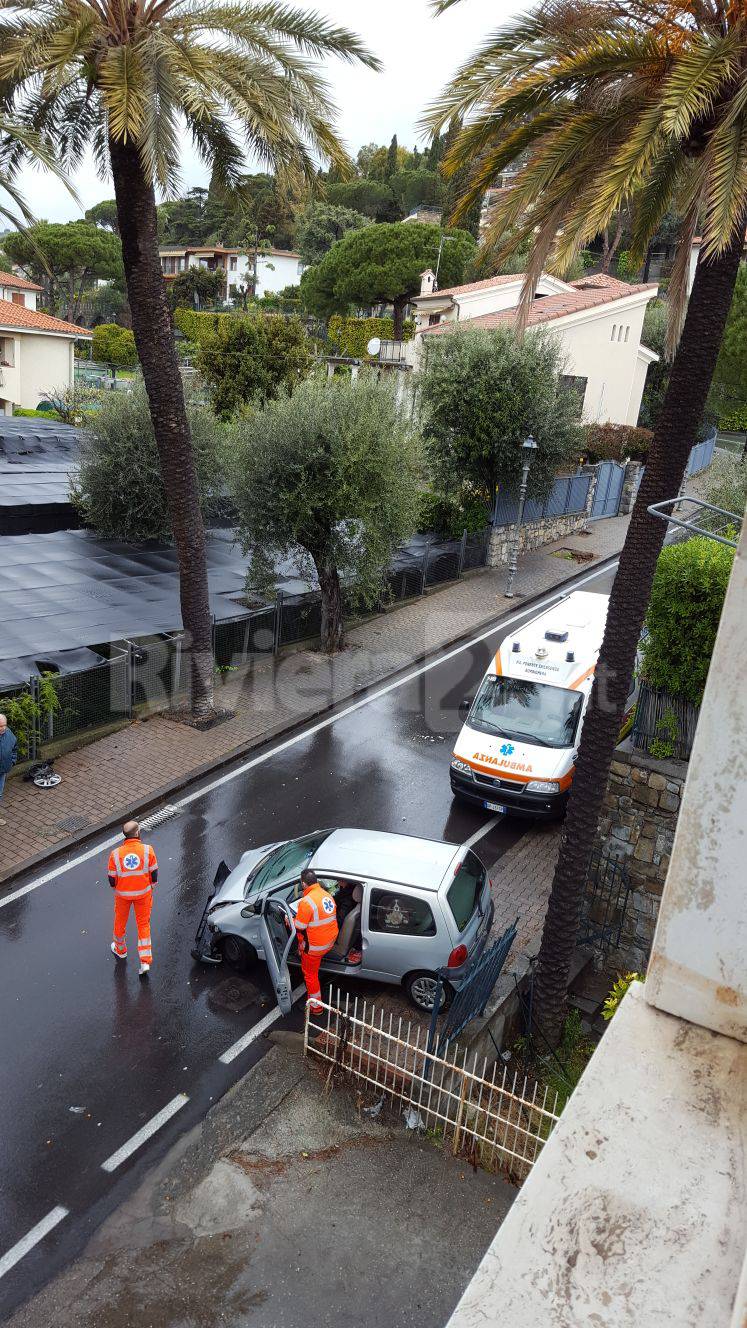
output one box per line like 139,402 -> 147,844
0,515 -> 627,884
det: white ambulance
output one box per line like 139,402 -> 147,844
450,591 -> 609,819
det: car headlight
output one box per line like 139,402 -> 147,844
451,758 -> 472,775
526,780 -> 561,794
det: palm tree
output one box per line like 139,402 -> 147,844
0,2 -> 378,717
425,0 -> 747,1045
0,113 -> 72,228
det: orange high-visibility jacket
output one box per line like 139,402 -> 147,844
107,839 -> 157,898
295,882 -> 338,954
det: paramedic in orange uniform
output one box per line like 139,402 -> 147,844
294,868 -> 338,1012
107,820 -> 158,976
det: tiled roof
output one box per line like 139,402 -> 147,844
0,270 -> 42,292
0,300 -> 91,337
417,272 -> 523,300
420,274 -> 657,335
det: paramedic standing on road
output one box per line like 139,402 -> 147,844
295,869 -> 338,1012
107,820 -> 158,976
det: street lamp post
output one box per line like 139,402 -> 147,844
504,435 -> 538,598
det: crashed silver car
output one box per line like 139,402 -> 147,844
192,827 -> 494,1012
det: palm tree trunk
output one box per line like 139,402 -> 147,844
317,559 -> 344,653
108,137 -> 214,718
392,296 -> 408,340
532,224 -> 745,1049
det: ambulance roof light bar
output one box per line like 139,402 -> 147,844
646,496 -> 741,549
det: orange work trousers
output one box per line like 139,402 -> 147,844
112,892 -> 153,964
300,945 -> 333,1010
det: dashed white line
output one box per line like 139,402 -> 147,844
0,1206 -> 68,1281
0,560 -> 617,913
218,983 -> 307,1064
101,1094 -> 189,1173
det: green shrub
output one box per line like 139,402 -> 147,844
173,307 -> 238,345
615,250 -> 640,282
641,537 -> 735,705
195,313 -> 312,419
327,314 -> 415,358
581,422 -> 653,463
418,489 -> 489,538
705,452 -> 747,517
717,403 -> 747,431
13,406 -> 60,419
602,972 -> 644,1021
0,676 -> 60,759
91,322 -> 137,367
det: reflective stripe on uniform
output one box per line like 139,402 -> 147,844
115,886 -> 152,898
307,942 -> 334,953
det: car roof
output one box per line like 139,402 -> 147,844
310,828 -> 462,892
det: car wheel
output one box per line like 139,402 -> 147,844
404,971 -> 453,1014
220,934 -> 257,972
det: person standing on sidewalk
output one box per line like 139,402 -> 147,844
0,714 -> 18,827
294,869 -> 338,1013
107,820 -> 157,976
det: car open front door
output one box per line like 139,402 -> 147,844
258,897 -> 297,1015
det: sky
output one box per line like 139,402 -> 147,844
12,0 -> 522,224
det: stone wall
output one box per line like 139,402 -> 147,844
619,460 -> 644,515
595,748 -> 687,971
487,509 -> 590,566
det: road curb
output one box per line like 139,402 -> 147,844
0,551 -> 621,889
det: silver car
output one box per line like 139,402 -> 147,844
192,828 -> 495,1012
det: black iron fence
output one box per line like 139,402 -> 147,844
578,851 -> 632,958
630,682 -> 700,762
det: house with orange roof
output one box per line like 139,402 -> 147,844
0,273 -> 92,415
409,269 -> 660,427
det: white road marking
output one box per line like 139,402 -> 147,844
0,1206 -> 68,1281
100,1094 -> 189,1173
461,815 -> 501,851
0,560 -> 617,912
218,983 -> 307,1064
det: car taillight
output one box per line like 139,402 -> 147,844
448,944 -> 468,968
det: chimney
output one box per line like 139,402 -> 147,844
420,268 -> 436,296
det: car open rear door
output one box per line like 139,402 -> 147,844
258,897 -> 297,1015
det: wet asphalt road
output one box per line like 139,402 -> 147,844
0,561 -> 616,1318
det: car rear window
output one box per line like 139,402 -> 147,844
447,851 -> 486,932
368,889 -> 436,936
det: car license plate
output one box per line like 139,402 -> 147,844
483,801 -> 507,814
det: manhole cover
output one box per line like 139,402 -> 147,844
57,814 -> 91,833
209,977 -> 259,1013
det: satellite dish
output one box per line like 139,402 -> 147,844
367,337 -> 381,356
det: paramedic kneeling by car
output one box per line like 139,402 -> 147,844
295,868 -> 338,1013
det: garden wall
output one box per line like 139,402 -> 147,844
487,509 -> 592,566
595,748 -> 687,971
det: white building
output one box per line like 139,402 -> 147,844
159,245 -> 305,302
0,272 -> 91,416
409,270 -> 660,427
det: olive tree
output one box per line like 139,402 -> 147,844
72,381 -> 225,542
419,326 -> 582,507
227,374 -> 422,652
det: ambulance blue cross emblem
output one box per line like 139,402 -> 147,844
500,743 -> 514,756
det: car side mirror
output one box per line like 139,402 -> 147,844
459,695 -> 474,718
240,899 -> 262,918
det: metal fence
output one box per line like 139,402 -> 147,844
579,851 -> 632,958
493,472 -> 592,528
305,991 -> 560,1183
685,427 -> 717,477
630,682 -> 700,762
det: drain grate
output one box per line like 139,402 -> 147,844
57,814 -> 90,833
139,804 -> 181,831
209,977 -> 259,1013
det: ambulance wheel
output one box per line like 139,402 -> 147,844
404,971 -> 453,1014
220,935 -> 257,972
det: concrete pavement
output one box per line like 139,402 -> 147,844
7,1045 -> 516,1328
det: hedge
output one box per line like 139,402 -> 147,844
91,322 -> 137,367
417,488 -> 489,538
173,307 -> 239,345
327,314 -> 415,359
581,422 -> 653,463
718,404 -> 747,432
640,537 -> 734,706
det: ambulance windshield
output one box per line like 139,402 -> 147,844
469,677 -> 582,749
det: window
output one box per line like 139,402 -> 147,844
611,324 -> 616,341
297,260 -> 304,275
617,325 -> 624,342
245,830 -> 331,897
230,256 -> 237,271
559,374 -> 587,416
368,889 -> 436,936
11,292 -> 25,306
447,851 -> 486,932
428,313 -> 442,326
469,677 -> 584,749
624,325 -> 630,342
